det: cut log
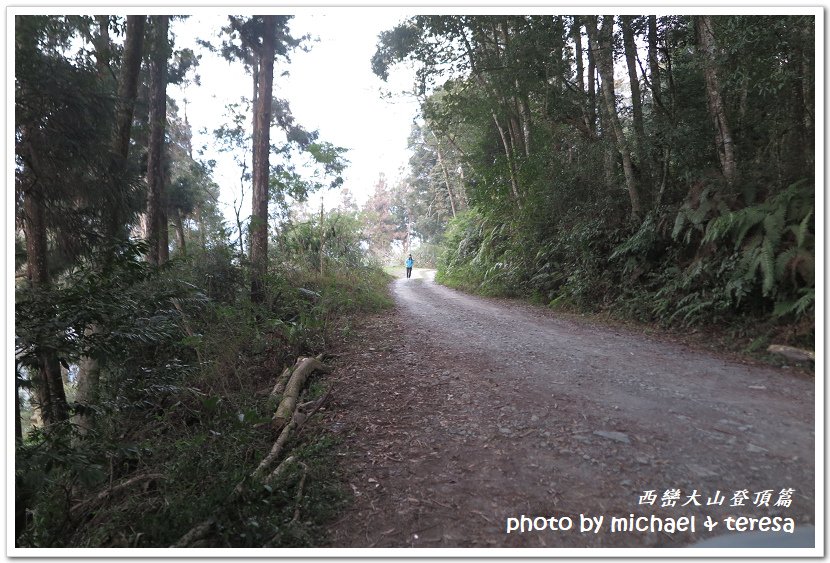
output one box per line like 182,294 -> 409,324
767,344 -> 814,362
270,365 -> 294,397
273,356 -> 330,429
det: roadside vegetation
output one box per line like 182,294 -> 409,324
373,15 -> 815,356
15,15 -> 389,547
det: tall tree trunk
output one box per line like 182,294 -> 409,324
585,24 -> 598,135
250,56 -> 259,197
492,111 -> 521,202
647,15 -> 669,206
250,16 -> 276,303
517,89 -> 532,158
75,16 -> 145,434
647,16 -> 662,113
598,94 -> 618,191
695,15 -> 738,187
572,16 -> 591,132
588,15 -> 642,221
173,207 -> 187,255
159,166 -> 170,263
108,15 -> 145,243
147,16 -> 169,266
196,206 -> 206,249
621,16 -> 653,201
432,132 -> 457,218
15,372 -> 22,441
21,154 -> 68,425
93,15 -> 110,78
784,22 -> 807,185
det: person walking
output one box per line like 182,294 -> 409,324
405,254 -> 414,278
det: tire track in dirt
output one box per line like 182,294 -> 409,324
324,270 -> 815,548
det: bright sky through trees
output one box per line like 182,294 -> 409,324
169,11 -> 420,221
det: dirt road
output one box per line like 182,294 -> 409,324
325,269 -> 815,548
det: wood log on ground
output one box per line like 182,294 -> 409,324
171,518 -> 214,548
767,344 -> 814,362
251,390 -> 333,484
290,462 -> 309,524
181,355 -> 333,543
264,455 -> 296,485
273,356 -> 330,429
270,365 -> 294,397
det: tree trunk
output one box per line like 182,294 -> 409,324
695,15 -> 738,187
517,90 -> 532,158
147,15 -> 169,266
598,96 -> 618,191
784,23 -> 807,185
108,15 -> 145,243
22,138 -> 69,425
432,133 -> 457,218
647,16 -> 662,113
572,16 -> 591,133
93,15 -> 110,78
159,167 -> 170,263
15,371 -> 22,441
173,207 -> 187,256
74,17 -> 145,433
588,15 -> 642,221
250,16 -> 276,303
585,24 -> 598,135
492,111 -> 521,202
621,16 -> 653,202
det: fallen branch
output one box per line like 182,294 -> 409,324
273,356 -> 330,429
180,355 -> 333,544
767,344 -> 814,362
264,455 -> 296,485
249,389 -> 332,486
290,462 -> 309,524
71,473 -> 165,515
171,518 -> 214,548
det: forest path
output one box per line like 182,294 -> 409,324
324,269 -> 815,548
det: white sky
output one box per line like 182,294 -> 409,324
168,11 -> 421,222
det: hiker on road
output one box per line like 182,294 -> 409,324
405,254 -> 414,278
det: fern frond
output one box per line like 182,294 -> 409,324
775,247 -> 798,280
762,204 -> 787,249
672,212 -> 687,241
796,207 -> 814,248
732,208 -> 766,250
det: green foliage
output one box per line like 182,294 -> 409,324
16,230 -> 389,547
395,14 -> 813,345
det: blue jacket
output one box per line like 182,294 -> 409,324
405,257 -> 414,268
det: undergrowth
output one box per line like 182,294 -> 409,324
16,236 -> 392,548
436,179 -> 814,359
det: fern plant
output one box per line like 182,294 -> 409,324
701,180 -> 814,311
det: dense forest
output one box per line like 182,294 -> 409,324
375,14 -> 814,344
14,13 -> 815,549
15,14 -> 387,547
